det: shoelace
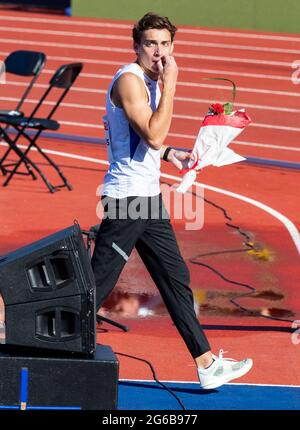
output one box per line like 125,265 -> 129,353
213,349 -> 237,362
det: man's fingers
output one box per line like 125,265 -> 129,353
156,59 -> 164,74
172,158 -> 182,170
174,151 -> 194,161
161,56 -> 167,66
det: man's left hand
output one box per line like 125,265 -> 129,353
167,148 -> 196,170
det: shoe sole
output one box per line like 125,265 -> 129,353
200,359 -> 253,390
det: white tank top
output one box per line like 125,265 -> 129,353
102,63 -> 161,198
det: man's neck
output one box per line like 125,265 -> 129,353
135,60 -> 158,81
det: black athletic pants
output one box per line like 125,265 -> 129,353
91,194 -> 211,358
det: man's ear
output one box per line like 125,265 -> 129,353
133,42 -> 140,55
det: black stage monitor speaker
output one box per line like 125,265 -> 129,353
0,224 -> 96,354
0,344 -> 118,410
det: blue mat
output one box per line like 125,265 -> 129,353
118,380 -> 300,410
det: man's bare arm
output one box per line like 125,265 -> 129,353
113,56 -> 178,150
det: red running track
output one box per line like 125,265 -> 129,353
0,11 -> 299,387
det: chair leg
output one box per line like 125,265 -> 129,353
3,147 -> 56,193
1,161 -> 37,180
3,143 -> 70,193
0,129 -> 37,180
3,158 -> 56,192
1,127 -> 72,192
16,128 -> 73,191
33,143 -> 73,191
0,146 -> 13,173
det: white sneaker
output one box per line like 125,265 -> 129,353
198,349 -> 253,390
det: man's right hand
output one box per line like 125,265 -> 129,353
157,55 -> 178,92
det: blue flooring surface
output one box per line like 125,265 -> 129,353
118,380 -> 300,410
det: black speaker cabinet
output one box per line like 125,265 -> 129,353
0,344 -> 118,410
0,225 -> 96,354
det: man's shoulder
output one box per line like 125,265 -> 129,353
114,71 -> 146,99
117,71 -> 142,84
116,63 -> 143,80
111,63 -> 148,104
114,63 -> 142,81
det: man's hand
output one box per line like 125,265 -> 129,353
167,148 -> 196,170
156,55 -> 178,92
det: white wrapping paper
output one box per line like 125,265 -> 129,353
176,109 -> 251,193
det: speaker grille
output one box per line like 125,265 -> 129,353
27,253 -> 75,292
27,261 -> 51,290
36,307 -> 79,342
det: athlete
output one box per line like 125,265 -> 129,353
92,12 -> 253,389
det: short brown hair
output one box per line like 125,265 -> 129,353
132,12 -> 177,44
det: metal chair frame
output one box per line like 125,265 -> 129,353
0,62 -> 83,193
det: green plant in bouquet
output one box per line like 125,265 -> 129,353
205,78 -> 236,115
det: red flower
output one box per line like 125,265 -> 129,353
210,103 -> 224,114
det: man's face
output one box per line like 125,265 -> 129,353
134,28 -> 174,79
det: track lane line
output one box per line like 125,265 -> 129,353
2,94 -> 300,114
3,77 -> 300,98
168,131 -> 300,145
0,37 -> 297,67
120,378 -> 300,388
42,68 -> 296,86
1,50 -> 294,81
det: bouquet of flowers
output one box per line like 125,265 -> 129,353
176,79 -> 251,193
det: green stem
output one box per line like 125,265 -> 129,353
203,77 -> 236,104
